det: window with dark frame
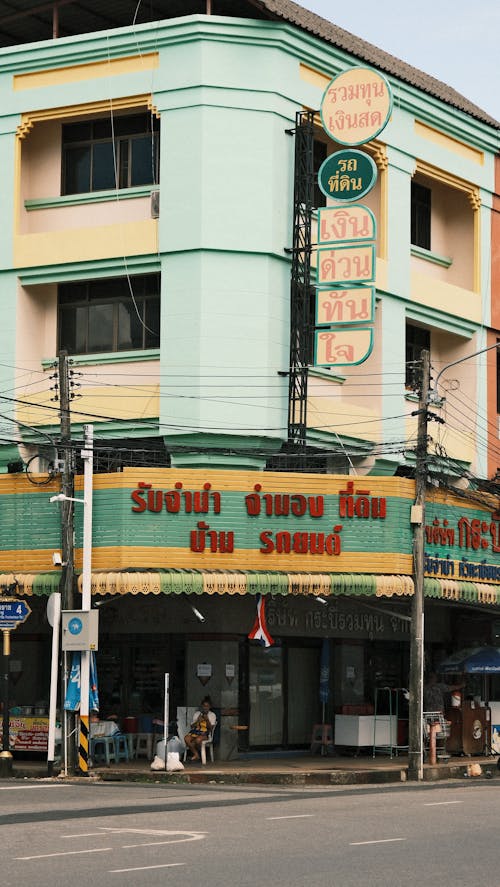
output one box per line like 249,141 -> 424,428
58,274 -> 160,356
406,323 -> 430,389
411,181 -> 431,250
62,113 -> 160,195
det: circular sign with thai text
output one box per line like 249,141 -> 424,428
317,150 -> 377,203
320,66 -> 393,146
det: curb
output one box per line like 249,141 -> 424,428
7,761 -> 498,786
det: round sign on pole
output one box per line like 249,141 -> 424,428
46,592 -> 61,628
317,150 -> 377,203
320,66 -> 393,146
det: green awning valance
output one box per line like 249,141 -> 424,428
2,571 -> 499,606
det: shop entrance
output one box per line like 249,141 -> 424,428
249,645 -> 283,746
248,643 -> 320,747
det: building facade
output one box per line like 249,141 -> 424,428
0,1 -> 499,758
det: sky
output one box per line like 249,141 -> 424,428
298,0 -> 500,122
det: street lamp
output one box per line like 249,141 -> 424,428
49,424 -> 93,775
429,341 -> 500,404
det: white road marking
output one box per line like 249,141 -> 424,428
350,838 -> 407,846
15,848 -> 112,860
424,800 -> 463,807
62,833 -> 105,838
110,863 -> 185,874
122,836 -> 206,847
267,814 -> 314,820
99,827 -> 206,843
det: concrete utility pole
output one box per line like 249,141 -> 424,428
58,350 -> 76,771
408,348 -> 430,781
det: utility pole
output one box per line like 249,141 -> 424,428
58,350 -> 76,771
408,348 -> 430,781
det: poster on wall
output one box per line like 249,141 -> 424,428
197,663 -> 213,686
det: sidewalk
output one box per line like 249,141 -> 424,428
8,751 -> 499,785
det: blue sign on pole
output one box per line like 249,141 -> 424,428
0,599 -> 31,629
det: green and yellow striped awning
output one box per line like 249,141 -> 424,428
1,570 -> 500,606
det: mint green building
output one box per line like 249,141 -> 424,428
1,2 -> 500,758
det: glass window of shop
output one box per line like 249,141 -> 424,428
96,633 -> 185,723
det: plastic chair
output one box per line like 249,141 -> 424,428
179,706 -> 216,765
90,735 -> 116,765
135,733 -> 153,760
113,733 -> 129,762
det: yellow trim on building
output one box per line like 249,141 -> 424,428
14,53 -> 159,91
0,546 -> 413,574
17,94 -> 158,139
414,120 -> 484,165
299,63 -> 331,90
87,467 -> 416,497
14,219 -> 158,268
410,270 -> 481,323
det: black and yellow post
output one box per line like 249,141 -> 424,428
0,629 -> 13,777
79,715 -> 89,775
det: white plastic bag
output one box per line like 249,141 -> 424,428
166,751 -> 184,772
150,752 -> 184,772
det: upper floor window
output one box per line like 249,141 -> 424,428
62,113 -> 160,195
411,181 -> 431,250
58,273 -> 160,355
406,323 -> 430,389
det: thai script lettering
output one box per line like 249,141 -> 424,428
245,484 -> 324,518
319,207 -> 373,244
259,526 -> 343,556
424,553 -> 455,577
318,247 -> 373,284
458,516 -> 500,553
319,290 -> 370,324
425,518 -> 455,546
266,608 -> 299,629
190,521 -> 234,554
327,80 -> 385,107
305,609 -> 384,633
327,109 -> 383,136
339,481 -> 386,519
458,559 -> 500,581
131,481 -> 221,515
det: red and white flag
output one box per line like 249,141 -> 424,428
248,594 -> 274,647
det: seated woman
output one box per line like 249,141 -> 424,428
184,696 -> 216,761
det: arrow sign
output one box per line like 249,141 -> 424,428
0,598 -> 31,630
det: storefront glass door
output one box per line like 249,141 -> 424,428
249,646 -> 283,746
287,647 -> 320,744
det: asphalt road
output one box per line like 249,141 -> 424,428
2,777 -> 499,886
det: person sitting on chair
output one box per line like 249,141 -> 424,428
184,696 -> 216,761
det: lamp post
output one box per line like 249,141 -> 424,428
50,423 -> 93,775
429,340 -> 500,402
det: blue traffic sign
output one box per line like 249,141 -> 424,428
0,599 -> 31,628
